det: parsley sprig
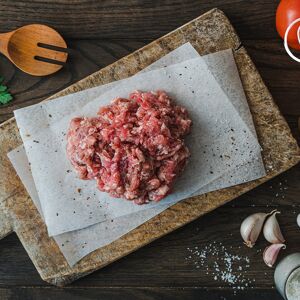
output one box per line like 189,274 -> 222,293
0,76 -> 13,105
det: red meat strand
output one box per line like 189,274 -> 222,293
66,90 -> 192,204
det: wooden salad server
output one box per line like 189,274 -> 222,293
0,24 -> 68,76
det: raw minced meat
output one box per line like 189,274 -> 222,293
66,90 -> 192,204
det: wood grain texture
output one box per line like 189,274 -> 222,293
2,39 -> 300,123
243,39 -> 300,117
0,287 -> 285,300
0,167 -> 299,289
0,0 -> 299,299
0,168 -> 299,300
1,203 -> 300,288
0,40 -> 146,123
0,24 -> 68,76
0,8 -> 299,289
0,208 -> 12,239
0,0 -> 278,40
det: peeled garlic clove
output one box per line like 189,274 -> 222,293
297,214 -> 300,228
263,243 -> 286,267
263,211 -> 285,244
240,210 -> 275,248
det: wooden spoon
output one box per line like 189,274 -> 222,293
0,24 -> 68,76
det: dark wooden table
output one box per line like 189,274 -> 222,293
0,1 -> 299,299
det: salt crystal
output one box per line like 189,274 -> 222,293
184,241 -> 252,291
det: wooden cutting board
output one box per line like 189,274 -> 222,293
0,8 -> 299,286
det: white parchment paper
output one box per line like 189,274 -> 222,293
13,44 -> 265,200
14,45 -> 263,237
8,145 -> 172,265
194,49 -> 265,194
9,44 -> 265,265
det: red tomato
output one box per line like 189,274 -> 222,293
276,0 -> 300,50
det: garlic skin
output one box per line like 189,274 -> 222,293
263,211 -> 285,244
240,210 -> 275,248
263,243 -> 286,267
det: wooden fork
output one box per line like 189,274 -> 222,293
0,24 -> 68,76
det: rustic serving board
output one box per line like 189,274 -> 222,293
0,9 -> 299,286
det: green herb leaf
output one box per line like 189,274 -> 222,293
0,76 -> 13,105
0,85 -> 7,92
0,93 -> 13,105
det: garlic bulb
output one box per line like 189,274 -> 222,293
263,211 -> 285,244
263,243 -> 286,267
240,210 -> 276,248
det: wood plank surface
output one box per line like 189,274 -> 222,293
0,0 -> 299,299
0,167 -> 299,297
0,287 -> 285,300
1,39 -> 300,123
0,0 -> 279,40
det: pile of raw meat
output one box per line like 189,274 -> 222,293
66,91 -> 192,204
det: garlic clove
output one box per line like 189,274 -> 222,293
297,214 -> 300,228
263,211 -> 285,244
263,243 -> 286,267
240,210 -> 276,248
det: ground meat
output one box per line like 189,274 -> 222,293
66,90 -> 192,204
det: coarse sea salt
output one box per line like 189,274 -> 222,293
185,241 -> 253,292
